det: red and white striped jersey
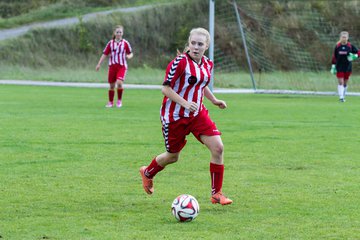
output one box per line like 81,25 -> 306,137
103,39 -> 132,67
161,53 -> 214,123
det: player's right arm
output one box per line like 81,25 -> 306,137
96,54 -> 107,71
331,45 -> 337,65
162,55 -> 198,112
330,46 -> 337,74
96,41 -> 111,71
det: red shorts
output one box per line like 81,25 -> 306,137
336,72 -> 351,80
108,64 -> 127,83
161,109 -> 221,153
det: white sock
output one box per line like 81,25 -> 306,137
338,85 -> 344,99
343,86 -> 347,98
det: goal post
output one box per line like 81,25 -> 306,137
232,0 -> 256,90
211,0 -> 360,94
208,0 -> 215,91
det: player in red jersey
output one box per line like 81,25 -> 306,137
331,31 -> 359,102
96,25 -> 133,108
139,28 -> 232,205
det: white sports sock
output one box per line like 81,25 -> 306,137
343,86 -> 348,98
338,85 -> 344,99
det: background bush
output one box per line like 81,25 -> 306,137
0,0 -> 359,72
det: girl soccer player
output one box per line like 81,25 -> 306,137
139,28 -> 232,205
96,25 -> 133,108
331,31 -> 359,102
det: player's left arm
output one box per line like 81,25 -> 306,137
348,44 -> 359,61
125,41 -> 133,59
204,87 -> 227,109
126,52 -> 133,59
350,44 -> 360,55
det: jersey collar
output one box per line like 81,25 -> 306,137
186,51 -> 203,66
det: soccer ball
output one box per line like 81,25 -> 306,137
171,194 -> 199,222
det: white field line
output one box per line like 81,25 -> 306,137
0,80 -> 161,89
3,79 -> 360,96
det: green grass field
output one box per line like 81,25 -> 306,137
1,85 -> 360,239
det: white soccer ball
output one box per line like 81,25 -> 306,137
171,194 -> 200,222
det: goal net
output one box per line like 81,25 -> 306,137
213,0 -> 360,94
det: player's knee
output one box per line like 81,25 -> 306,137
168,154 -> 179,164
163,152 -> 180,165
116,80 -> 123,88
211,142 -> 224,157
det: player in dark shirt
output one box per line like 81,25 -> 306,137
331,31 -> 360,102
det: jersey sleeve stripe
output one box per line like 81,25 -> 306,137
166,55 -> 185,82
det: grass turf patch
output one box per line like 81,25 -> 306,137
1,85 -> 360,239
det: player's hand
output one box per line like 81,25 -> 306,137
347,53 -> 358,62
213,99 -> 227,109
95,64 -> 101,71
184,101 -> 199,112
330,64 -> 336,75
126,53 -> 134,59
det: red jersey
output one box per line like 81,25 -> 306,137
103,39 -> 132,67
161,53 -> 213,123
